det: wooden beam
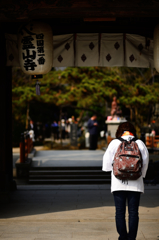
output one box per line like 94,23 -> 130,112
1,1 -> 159,21
84,18 -> 116,22
0,28 -> 16,192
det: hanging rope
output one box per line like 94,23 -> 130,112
36,80 -> 40,95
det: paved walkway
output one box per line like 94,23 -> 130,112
32,150 -> 104,167
6,149 -> 159,239
0,184 -> 159,240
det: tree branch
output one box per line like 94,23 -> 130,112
63,104 -> 105,118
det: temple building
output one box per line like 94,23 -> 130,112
1,0 -> 159,192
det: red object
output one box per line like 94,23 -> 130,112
122,131 -> 134,136
20,142 -> 25,163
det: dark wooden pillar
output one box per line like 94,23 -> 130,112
0,28 -> 16,191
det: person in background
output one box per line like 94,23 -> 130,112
44,122 -> 50,138
61,119 -> 66,139
51,121 -> 59,140
87,115 -> 98,150
28,120 -> 37,140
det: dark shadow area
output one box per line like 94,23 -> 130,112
0,185 -> 159,219
8,151 -> 159,220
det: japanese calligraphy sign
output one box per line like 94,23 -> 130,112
18,21 -> 53,75
8,32 -> 155,69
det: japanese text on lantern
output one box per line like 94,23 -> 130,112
21,33 -> 45,71
36,33 -> 45,65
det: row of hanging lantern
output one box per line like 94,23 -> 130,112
18,21 -> 159,79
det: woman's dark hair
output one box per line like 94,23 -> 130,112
115,122 -> 137,138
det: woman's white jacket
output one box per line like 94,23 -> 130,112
102,135 -> 149,193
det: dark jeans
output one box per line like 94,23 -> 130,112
113,191 -> 141,240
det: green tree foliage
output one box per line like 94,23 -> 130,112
12,66 -> 159,132
118,67 -> 159,127
58,67 -> 159,128
59,67 -> 125,117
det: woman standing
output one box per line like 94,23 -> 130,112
102,122 -> 149,240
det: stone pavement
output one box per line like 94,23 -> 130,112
0,184 -> 159,240
32,150 -> 104,167
8,149 -> 159,239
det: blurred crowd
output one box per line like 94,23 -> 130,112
28,116 -> 86,142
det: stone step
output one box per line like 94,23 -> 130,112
28,178 -> 111,184
29,170 -> 107,175
30,166 -> 102,171
29,166 -> 111,184
29,174 -> 110,179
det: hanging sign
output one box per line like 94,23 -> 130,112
18,21 -> 53,75
154,25 -> 159,72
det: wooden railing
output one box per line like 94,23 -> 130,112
146,134 -> 159,149
19,132 -> 33,163
107,135 -> 114,145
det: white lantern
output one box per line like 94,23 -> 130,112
18,21 -> 53,75
154,24 -> 159,72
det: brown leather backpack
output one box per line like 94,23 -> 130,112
113,138 -> 143,181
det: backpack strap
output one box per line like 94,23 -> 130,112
118,137 -> 138,143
